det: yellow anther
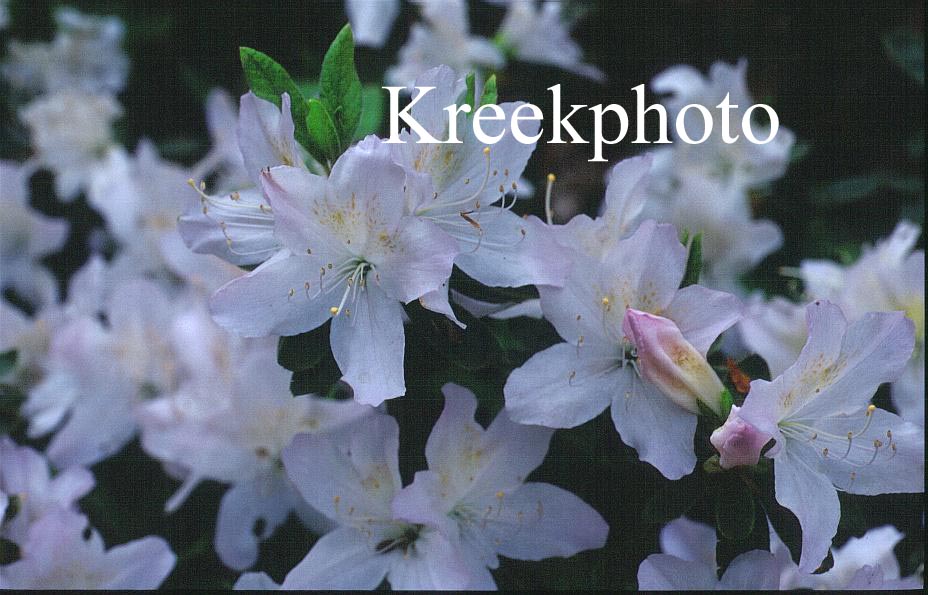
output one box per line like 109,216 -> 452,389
495,491 -> 505,499
482,147 -> 490,155
867,404 -> 876,415
329,306 -> 339,315
547,173 -> 556,183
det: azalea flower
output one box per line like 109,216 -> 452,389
0,160 -> 68,307
23,279 -> 183,467
391,66 -> 569,321
738,293 -> 809,377
505,219 -> 741,479
0,509 -> 175,589
772,523 -> 923,590
800,221 -> 925,425
346,0 -> 400,48
386,0 -> 504,88
2,7 -> 128,96
642,59 -> 793,292
496,0 -> 604,81
637,516 -> 779,590
178,91 -> 303,267
714,300 -> 923,572
210,136 -> 459,405
0,438 -> 94,545
280,413 -> 479,589
19,89 -> 122,201
137,312 -> 372,570
87,141 -> 193,278
391,383 -> 609,588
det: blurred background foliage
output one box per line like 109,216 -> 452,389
0,0 -> 924,589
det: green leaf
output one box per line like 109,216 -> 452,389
319,24 -> 362,153
641,478 -> 696,525
277,329 -> 327,372
480,74 -> 498,106
715,476 -> 755,541
306,98 -> 341,164
355,85 -> 385,140
681,232 -> 702,287
719,388 -> 734,420
0,350 -> 17,378
238,47 -> 313,156
463,72 -> 477,110
882,28 -> 924,85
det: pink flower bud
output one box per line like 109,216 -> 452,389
622,308 -> 725,415
710,405 -> 773,469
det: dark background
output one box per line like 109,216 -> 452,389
1,1 -> 924,589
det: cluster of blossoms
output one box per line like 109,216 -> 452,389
0,3 -> 923,591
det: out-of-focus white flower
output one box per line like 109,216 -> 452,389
800,221 -> 924,425
19,90 -> 121,201
496,0 -> 603,81
138,307 -> 372,570
637,517 -> 779,590
386,0 -> 504,88
2,7 -> 128,96
0,437 -> 94,545
0,509 -> 175,589
643,60 -> 794,292
23,279 -> 184,468
0,160 -> 68,307
772,523 -> 922,590
346,0 -> 400,48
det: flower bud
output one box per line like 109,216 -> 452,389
709,405 -> 773,469
622,308 -> 725,415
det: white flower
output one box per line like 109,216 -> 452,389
0,160 -> 68,307
19,90 -> 121,201
346,0 -> 400,48
2,7 -> 128,95
210,136 -> 459,406
0,438 -> 94,545
505,219 -> 741,479
497,0 -> 604,81
0,509 -> 174,589
391,384 -> 608,588
730,300 -> 923,572
138,309 -> 372,570
637,517 -> 779,590
386,0 -> 504,88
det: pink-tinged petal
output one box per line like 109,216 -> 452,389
214,472 -> 301,571
327,136 -> 407,235
420,281 -> 465,328
210,249 -> 333,338
504,342 -> 620,428
329,283 -> 406,405
664,284 -> 742,356
606,219 -> 688,313
425,383 -> 553,502
177,186 -> 279,266
600,154 -> 652,237
385,529 -> 476,590
637,554 -> 719,590
738,294 -> 807,377
623,308 -> 726,415
710,405 -> 773,469
811,408 -> 923,496
658,517 -> 717,566
282,413 -> 401,524
773,442 -> 840,573
238,92 -> 301,185
371,215 -> 457,304
610,377 -> 698,480
281,526 -> 391,590
452,210 -> 570,288
488,482 -> 608,561
719,550 -> 779,590
259,165 -> 345,259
